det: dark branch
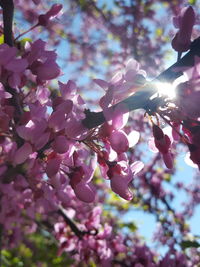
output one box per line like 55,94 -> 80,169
82,37 -> 200,129
58,207 -> 98,239
58,207 -> 86,239
0,0 -> 24,121
0,0 -> 14,46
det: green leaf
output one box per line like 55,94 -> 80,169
188,0 -> 196,5
0,34 -> 4,45
181,240 -> 200,249
119,222 -> 137,232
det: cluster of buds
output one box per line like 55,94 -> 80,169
152,124 -> 173,169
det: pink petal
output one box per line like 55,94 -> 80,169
172,6 -> 195,52
48,109 -> 66,131
65,118 -> 89,140
6,59 -> 28,72
110,174 -> 133,201
93,79 -> 109,90
59,80 -> 76,99
125,58 -> 139,71
56,100 -> 73,114
52,135 -> 70,154
162,152 -> 173,169
73,182 -> 96,203
38,4 -> 63,26
16,125 -> 31,140
36,61 -> 60,80
130,161 -> 144,175
46,4 -> 63,18
110,71 -> 123,85
46,157 -> 62,177
124,69 -> 137,82
100,87 -> 114,110
112,103 -> 129,130
179,6 -> 195,43
14,142 -> 32,165
172,16 -> 180,28
0,45 -> 17,65
109,130 -> 129,154
148,137 -> 159,153
8,73 -> 21,88
35,132 -> 50,150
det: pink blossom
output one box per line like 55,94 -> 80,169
110,172 -> 133,200
72,182 -> 96,203
46,157 -> 62,177
152,125 -> 173,169
0,44 -> 28,88
26,39 -> 60,81
107,162 -> 134,200
31,59 -> 60,81
172,6 -> 195,52
13,142 -> 32,165
38,4 -> 63,27
162,152 -> 173,169
52,136 -> 71,154
69,165 -> 96,203
65,116 -> 89,140
153,125 -> 171,154
48,109 -> 66,131
109,130 -> 129,154
0,44 -> 17,65
59,80 -> 77,99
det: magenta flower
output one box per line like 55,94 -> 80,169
152,125 -> 173,169
46,157 -> 62,177
13,142 -> 32,165
0,44 -> 28,88
110,171 -> 133,200
48,109 -> 66,132
52,136 -> 70,154
172,6 -> 195,52
108,160 -> 143,201
38,4 -> 63,27
109,130 -> 129,154
70,165 -> 96,203
72,182 -> 96,203
26,39 -> 60,81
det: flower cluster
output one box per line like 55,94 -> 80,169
0,2 -> 200,265
172,6 -> 195,52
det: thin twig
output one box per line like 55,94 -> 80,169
58,207 -> 86,239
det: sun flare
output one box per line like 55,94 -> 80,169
155,82 -> 176,99
153,75 -> 188,99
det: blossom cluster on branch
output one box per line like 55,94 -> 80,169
0,0 -> 200,266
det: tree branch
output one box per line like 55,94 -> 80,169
58,207 -> 89,239
0,0 -> 14,46
82,37 -> 200,129
0,0 -> 24,122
